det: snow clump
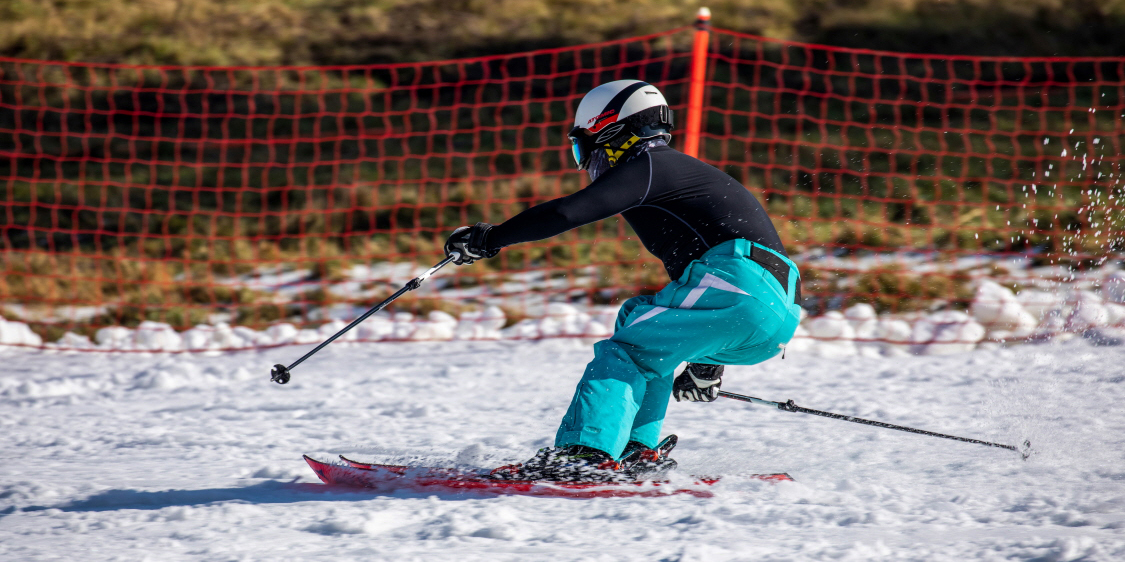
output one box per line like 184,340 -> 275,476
0,317 -> 43,347
806,311 -> 858,357
912,310 -> 986,355
970,281 -> 1037,340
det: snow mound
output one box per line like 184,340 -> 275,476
794,280 -> 1125,356
912,310 -> 986,355
970,281 -> 1037,340
0,317 -> 43,347
6,279 -> 1125,355
1103,270 -> 1125,303
806,311 -> 858,357
1067,291 -> 1109,332
15,305 -> 618,353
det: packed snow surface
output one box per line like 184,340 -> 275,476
2,339 -> 1124,561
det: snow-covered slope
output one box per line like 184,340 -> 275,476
1,339 -> 1123,561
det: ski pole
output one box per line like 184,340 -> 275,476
270,252 -> 460,384
718,390 -> 1032,459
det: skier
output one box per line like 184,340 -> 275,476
444,80 -> 803,481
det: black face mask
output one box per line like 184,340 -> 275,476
586,138 -> 668,182
586,148 -> 610,182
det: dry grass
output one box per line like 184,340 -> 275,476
2,245 -> 290,340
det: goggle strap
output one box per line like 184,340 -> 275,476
604,135 -> 641,166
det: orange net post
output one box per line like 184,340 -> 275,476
683,7 -> 712,158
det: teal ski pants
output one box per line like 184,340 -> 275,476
555,239 -> 802,459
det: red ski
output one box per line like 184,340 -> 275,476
304,455 -> 791,499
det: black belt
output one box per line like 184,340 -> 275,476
749,244 -> 802,305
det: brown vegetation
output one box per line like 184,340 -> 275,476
2,0 -> 1124,67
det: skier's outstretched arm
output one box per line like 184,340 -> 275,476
444,158 -> 650,263
488,168 -> 646,250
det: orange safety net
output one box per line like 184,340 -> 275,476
704,29 -> 1125,319
1,26 -> 1123,344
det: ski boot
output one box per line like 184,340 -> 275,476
619,434 -> 679,480
489,445 -> 628,483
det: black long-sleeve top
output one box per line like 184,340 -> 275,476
487,145 -> 787,280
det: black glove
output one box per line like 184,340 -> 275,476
444,223 -> 498,265
673,363 -> 723,402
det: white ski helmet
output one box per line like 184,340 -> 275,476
568,80 -> 673,170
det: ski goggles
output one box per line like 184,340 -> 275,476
568,128 -> 595,171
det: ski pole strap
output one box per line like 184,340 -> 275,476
717,390 -> 1031,459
